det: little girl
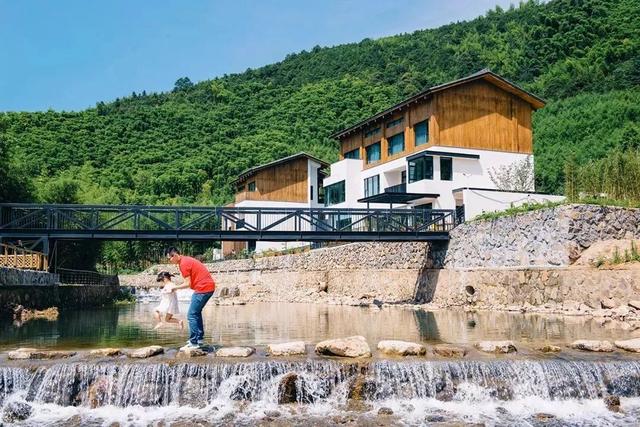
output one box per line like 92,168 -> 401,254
154,271 -> 184,330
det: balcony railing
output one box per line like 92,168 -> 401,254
384,183 -> 407,193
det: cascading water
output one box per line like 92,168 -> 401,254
2,359 -> 640,426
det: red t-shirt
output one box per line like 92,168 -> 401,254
179,256 -> 215,293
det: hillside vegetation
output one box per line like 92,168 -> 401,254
1,0 -> 638,206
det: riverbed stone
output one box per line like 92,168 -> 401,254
129,345 -> 164,358
2,401 -> 32,423
267,341 -> 306,356
614,338 -> 640,352
89,348 -> 122,357
605,395 -> 621,412
377,340 -> 426,356
475,341 -> 517,354
216,347 -> 255,357
278,373 -> 298,404
629,300 -> 640,310
432,345 -> 467,358
570,340 -> 615,352
178,347 -> 207,357
536,344 -> 562,353
315,336 -> 371,358
378,407 -> 394,415
7,348 -> 76,360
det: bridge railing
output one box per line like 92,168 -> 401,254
0,243 -> 48,271
57,268 -> 119,286
0,203 -> 460,239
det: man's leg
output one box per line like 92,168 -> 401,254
187,293 -> 205,345
195,292 -> 213,342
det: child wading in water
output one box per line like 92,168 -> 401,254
154,271 -> 184,330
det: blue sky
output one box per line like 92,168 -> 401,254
0,0 -> 517,112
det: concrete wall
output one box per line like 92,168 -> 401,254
458,188 -> 565,220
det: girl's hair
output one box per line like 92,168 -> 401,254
156,271 -> 174,282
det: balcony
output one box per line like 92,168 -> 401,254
384,183 -> 406,193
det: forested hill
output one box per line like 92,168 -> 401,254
1,0 -> 639,206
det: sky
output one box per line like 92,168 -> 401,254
0,0 -> 518,112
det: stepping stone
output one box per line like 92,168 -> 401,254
475,341 -> 517,354
536,344 -> 561,353
129,345 -> 164,358
215,347 -> 255,357
267,341 -> 306,356
315,336 -> 371,358
432,345 -> 467,358
377,340 -> 426,356
7,348 -> 76,360
89,348 -> 122,357
614,338 -> 640,353
570,340 -> 614,352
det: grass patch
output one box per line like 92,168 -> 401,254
594,241 -> 640,267
473,200 -> 566,221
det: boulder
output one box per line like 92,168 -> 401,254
7,348 -> 76,360
614,338 -> 640,353
570,340 -> 614,352
89,348 -> 122,357
629,300 -> 640,310
534,413 -> 556,421
179,347 -> 207,357
277,373 -> 298,404
604,395 -> 621,412
267,341 -> 306,356
129,345 -> 164,358
432,345 -> 467,358
378,407 -> 394,415
377,340 -> 426,356
317,282 -> 328,293
475,341 -> 517,354
2,401 -> 32,423
536,344 -> 561,353
215,347 -> 255,357
601,298 -> 617,309
315,336 -> 371,358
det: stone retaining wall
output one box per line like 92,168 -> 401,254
445,204 -> 640,268
0,267 -> 59,287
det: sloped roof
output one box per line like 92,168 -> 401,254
330,69 -> 545,140
233,152 -> 329,184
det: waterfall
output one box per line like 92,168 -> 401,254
2,359 -> 640,425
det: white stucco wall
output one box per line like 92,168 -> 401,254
459,188 -> 565,220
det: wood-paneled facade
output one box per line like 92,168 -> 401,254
334,70 -> 543,170
235,157 -> 311,204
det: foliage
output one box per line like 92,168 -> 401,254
488,155 -> 534,191
564,149 -> 640,204
594,241 -> 640,267
0,0 -> 639,265
473,200 -> 565,221
113,287 -> 137,305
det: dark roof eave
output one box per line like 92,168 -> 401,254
357,192 -> 440,204
330,69 -> 545,140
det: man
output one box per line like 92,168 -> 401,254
165,247 -> 215,350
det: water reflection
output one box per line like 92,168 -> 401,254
0,302 -> 636,350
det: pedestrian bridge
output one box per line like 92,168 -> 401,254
0,203 -> 463,243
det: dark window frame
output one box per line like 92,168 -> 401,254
408,156 -> 433,183
364,175 -> 380,198
386,117 -> 404,128
440,157 -> 453,181
387,132 -> 405,156
248,181 -> 256,192
344,148 -> 360,160
324,180 -> 346,206
365,142 -> 381,164
414,119 -> 429,146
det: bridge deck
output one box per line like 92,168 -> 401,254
0,204 -> 462,242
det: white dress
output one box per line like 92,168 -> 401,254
155,286 -> 179,315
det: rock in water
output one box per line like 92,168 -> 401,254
179,347 -> 207,357
2,401 -> 32,423
129,345 -> 164,358
7,348 -> 76,360
215,347 -> 255,357
536,344 -> 562,353
378,407 -> 394,415
570,340 -> 614,352
432,345 -> 467,358
377,340 -> 426,356
604,395 -> 621,412
278,373 -> 298,404
614,338 -> 640,353
475,341 -> 517,354
89,348 -> 122,357
267,341 -> 306,356
315,336 -> 372,358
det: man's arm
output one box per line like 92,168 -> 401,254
169,277 -> 191,290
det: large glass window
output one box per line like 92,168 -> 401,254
366,142 -> 381,164
415,120 -> 429,146
387,133 -> 405,156
324,181 -> 345,206
344,148 -> 360,160
364,175 -> 380,197
440,157 -> 453,181
408,156 -> 433,183
248,181 -> 256,192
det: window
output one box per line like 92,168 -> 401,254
364,175 -> 380,197
364,127 -> 380,138
408,156 -> 433,183
344,148 -> 360,160
387,133 -> 405,156
325,181 -> 345,206
440,157 -> 453,181
248,181 -> 256,192
310,185 -> 314,200
415,120 -> 429,146
366,142 -> 381,164
386,117 -> 404,128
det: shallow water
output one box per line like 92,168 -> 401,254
0,298 -> 637,351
